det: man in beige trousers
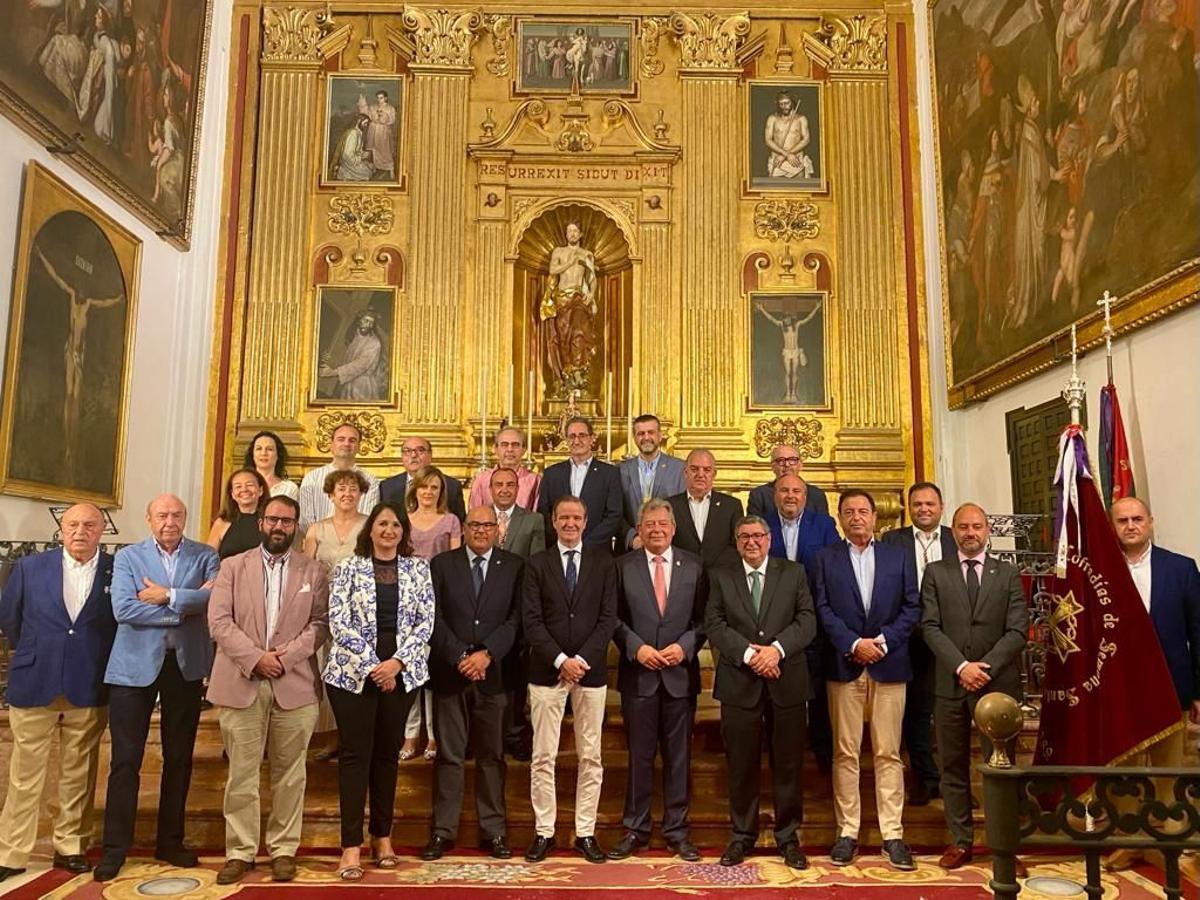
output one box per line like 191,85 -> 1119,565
207,495 -> 329,883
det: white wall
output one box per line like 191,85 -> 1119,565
0,2 -> 232,543
913,3 -> 1200,559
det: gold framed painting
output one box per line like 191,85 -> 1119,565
321,74 -> 406,189
0,0 -> 214,248
309,285 -> 397,407
747,290 -> 832,411
928,0 -> 1199,408
0,162 -> 142,506
746,80 -> 827,194
514,19 -> 637,96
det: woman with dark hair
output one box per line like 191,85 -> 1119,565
244,430 -> 299,500
323,502 -> 434,879
205,468 -> 269,559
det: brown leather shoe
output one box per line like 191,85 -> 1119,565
216,859 -> 254,884
1014,857 -> 1029,879
938,845 -> 973,869
271,856 -> 297,882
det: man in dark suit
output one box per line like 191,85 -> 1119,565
0,504 -> 116,881
668,449 -> 743,570
536,417 -> 622,550
490,466 -> 545,760
618,415 -> 685,549
423,507 -> 523,861
921,503 -> 1028,870
380,435 -> 466,520
881,481 -> 959,806
522,496 -> 618,864
1106,497 -> 1200,878
706,515 -> 816,870
814,489 -> 920,871
746,443 -> 829,520
609,499 -> 706,862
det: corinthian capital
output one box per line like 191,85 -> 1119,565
669,10 -> 750,71
261,6 -> 328,63
401,5 -> 484,68
813,14 -> 888,73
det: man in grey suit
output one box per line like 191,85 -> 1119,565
608,499 -> 706,862
491,466 -> 546,760
618,415 -> 685,550
920,503 -> 1028,871
747,443 -> 828,519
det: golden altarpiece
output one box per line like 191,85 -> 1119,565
205,1 -> 933,520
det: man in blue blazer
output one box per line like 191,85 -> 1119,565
617,415 -> 685,550
1107,498 -> 1200,878
94,494 -> 220,882
537,417 -> 622,551
814,490 -> 920,872
0,504 -> 116,881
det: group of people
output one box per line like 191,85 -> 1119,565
0,414 -> 1196,884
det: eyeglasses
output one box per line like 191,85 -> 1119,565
736,532 -> 769,542
772,456 -> 801,466
465,521 -> 499,530
262,515 -> 297,527
401,447 -> 430,456
566,432 -> 592,441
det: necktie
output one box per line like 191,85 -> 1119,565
964,559 -> 981,610
653,555 -> 667,615
472,555 -> 485,597
919,537 -> 930,568
565,549 -> 578,595
749,570 -> 763,615
497,509 -> 509,546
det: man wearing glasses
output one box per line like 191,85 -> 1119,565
536,417 -> 622,551
747,443 -> 829,520
380,435 -> 466,520
705,516 -> 816,869
422,507 -> 524,861
206,496 -> 329,884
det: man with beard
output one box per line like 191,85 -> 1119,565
206,497 -> 329,883
618,415 -> 684,550
319,309 -> 386,402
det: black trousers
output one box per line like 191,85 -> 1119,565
327,635 -> 416,849
102,651 -> 203,859
430,683 -> 507,840
721,694 -> 807,847
621,689 -> 695,843
935,694 -> 993,848
903,636 -> 940,788
806,642 -> 832,771
502,647 -> 530,749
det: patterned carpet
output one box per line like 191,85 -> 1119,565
1,853 -> 1186,900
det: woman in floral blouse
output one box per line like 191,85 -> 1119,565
323,501 -> 433,879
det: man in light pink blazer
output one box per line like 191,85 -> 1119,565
207,496 -> 329,884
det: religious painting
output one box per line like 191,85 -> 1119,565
322,75 -> 404,187
515,20 -> 636,95
0,162 -> 142,506
930,0 -> 1200,406
312,286 -> 395,406
747,81 -> 826,193
749,292 -> 828,409
0,0 -> 214,247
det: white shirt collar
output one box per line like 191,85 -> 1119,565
557,540 -> 582,555
1126,543 -> 1153,567
913,525 -> 940,542
468,547 -> 492,565
644,546 -> 673,565
688,491 -> 711,503
63,549 -> 100,570
741,558 -> 768,577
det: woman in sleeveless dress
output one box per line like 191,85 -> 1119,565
206,469 -> 269,559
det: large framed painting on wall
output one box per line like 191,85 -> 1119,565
747,81 -> 826,193
322,74 -> 405,188
515,20 -> 636,95
0,0 -> 213,247
749,292 -> 828,409
311,286 -> 396,406
929,0 -> 1199,407
0,162 -> 142,506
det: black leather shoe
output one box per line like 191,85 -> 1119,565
830,836 -> 857,866
574,836 -> 606,863
719,841 -> 749,867
909,781 -> 932,807
420,835 -> 454,861
478,835 -> 512,859
53,852 -> 91,873
606,833 -> 649,860
93,856 -> 124,882
0,866 -> 26,882
155,846 -> 199,868
883,839 -> 915,871
524,835 -> 555,862
505,742 -> 532,762
780,841 -> 808,870
668,839 -> 701,862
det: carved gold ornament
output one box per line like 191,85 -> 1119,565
261,7 -> 329,62
669,11 -> 751,71
754,200 -> 820,242
483,14 -> 512,77
315,412 -> 388,454
640,16 -> 670,78
815,15 -> 887,73
327,194 -> 395,274
754,416 -> 824,460
400,5 -> 484,68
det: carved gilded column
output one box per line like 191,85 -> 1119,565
672,11 -> 750,444
638,222 -> 672,416
401,7 -> 482,427
239,7 -> 327,437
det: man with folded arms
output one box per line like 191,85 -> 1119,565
207,496 -> 329,884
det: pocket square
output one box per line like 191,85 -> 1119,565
298,583 -> 312,593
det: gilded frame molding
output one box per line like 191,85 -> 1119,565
308,283 -> 402,409
511,17 -> 639,99
745,289 -> 834,414
744,78 -> 829,196
320,72 -> 408,191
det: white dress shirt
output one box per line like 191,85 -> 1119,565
913,526 -> 943,586
262,549 -> 290,644
847,539 -> 876,614
62,549 -> 99,623
569,457 -> 592,497
156,540 -> 182,648
1126,543 -> 1153,613
740,559 -> 786,663
687,492 -> 711,541
645,546 -> 673,595
553,541 -> 589,671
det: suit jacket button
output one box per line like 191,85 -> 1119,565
474,619 -> 480,626
758,631 -> 764,637
68,628 -> 75,635
569,613 -> 575,619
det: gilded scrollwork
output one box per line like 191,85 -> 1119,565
815,14 -> 887,73
639,16 -> 670,78
556,118 -> 594,153
754,416 -> 824,460
327,193 -> 395,274
753,200 -> 820,242
316,412 -> 387,454
400,5 -> 484,68
669,11 -> 751,71
261,7 -> 329,63
483,14 -> 512,77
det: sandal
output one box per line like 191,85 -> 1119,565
399,748 -> 416,761
423,745 -> 438,761
338,865 -> 365,881
371,842 -> 399,868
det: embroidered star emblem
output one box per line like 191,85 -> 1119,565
1046,589 -> 1083,663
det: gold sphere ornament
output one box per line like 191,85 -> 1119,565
973,692 -> 1024,768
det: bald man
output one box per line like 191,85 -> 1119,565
0,505 -> 116,881
747,444 -> 829,520
95,494 -> 220,882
